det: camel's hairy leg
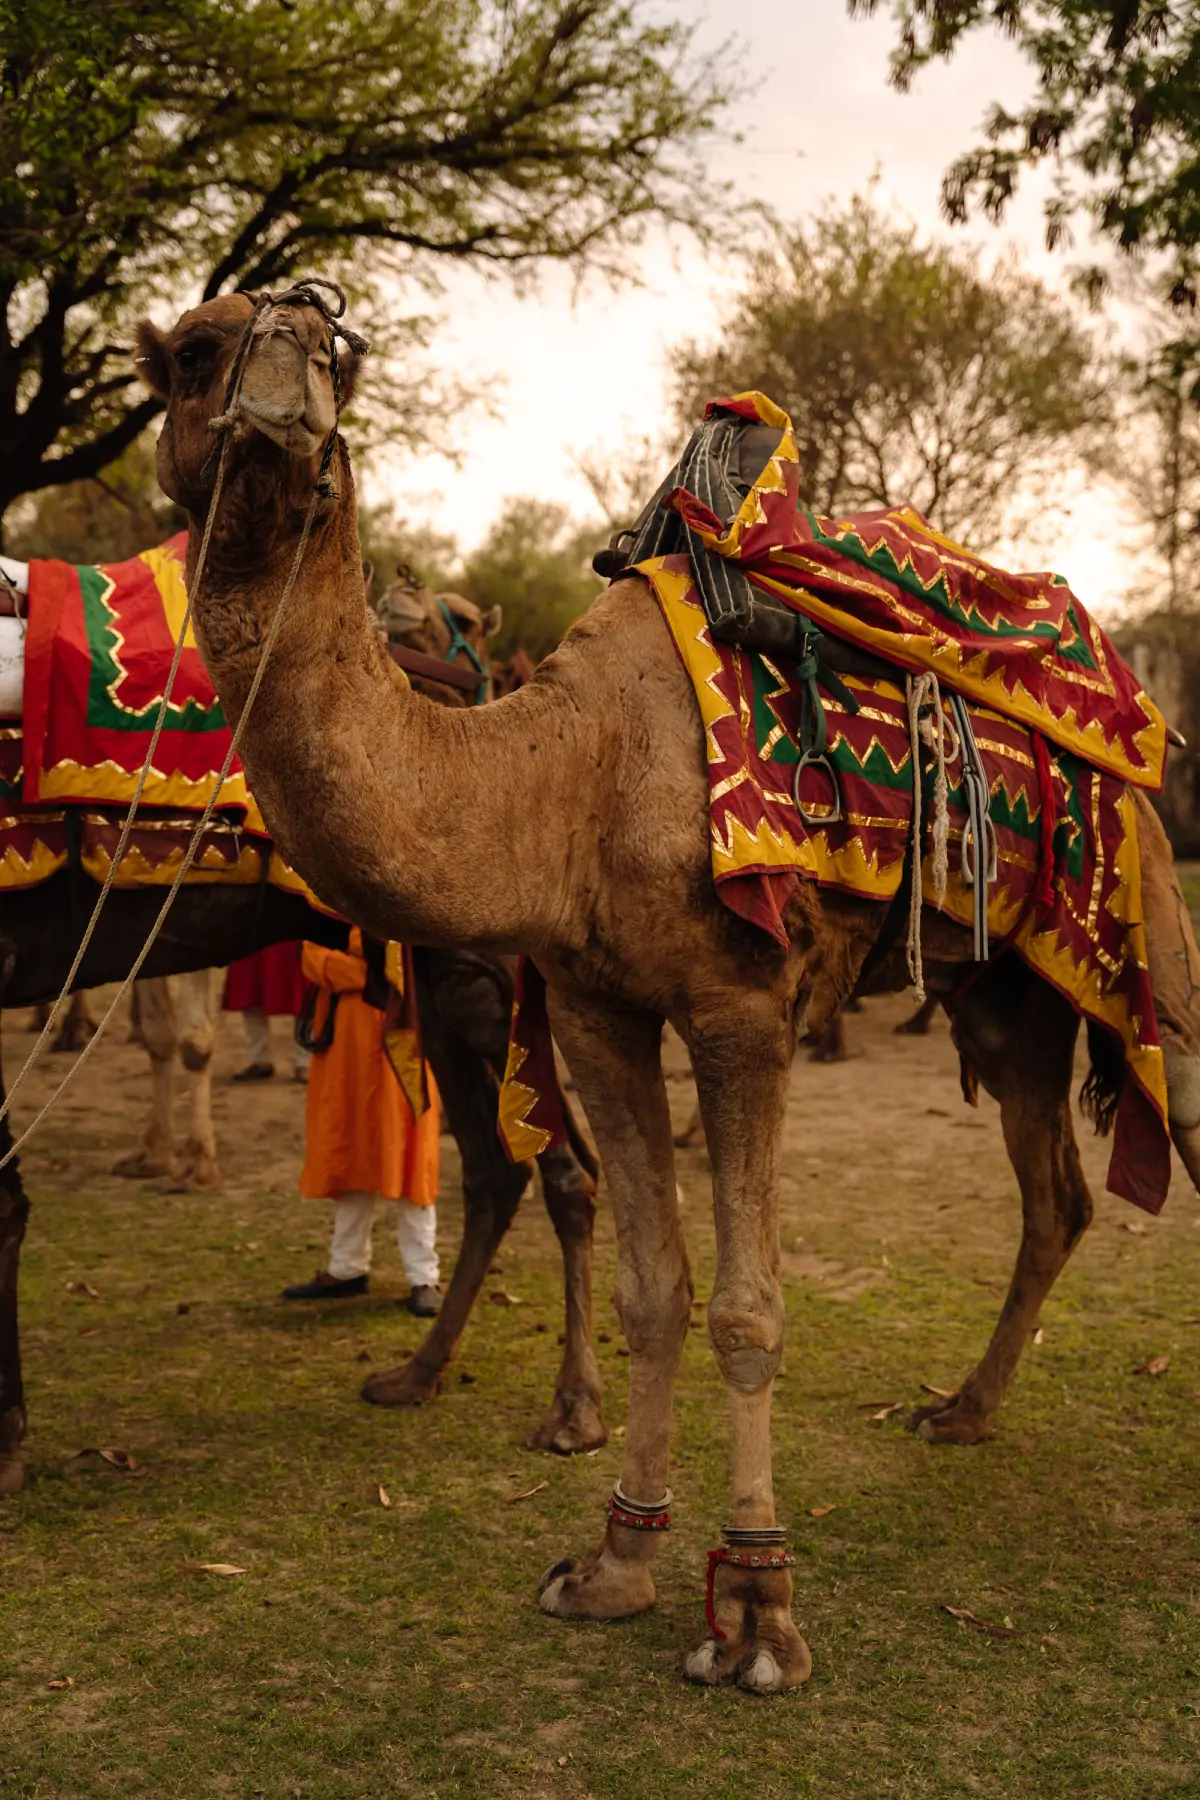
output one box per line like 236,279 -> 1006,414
1134,790 -> 1200,1190
176,969 -> 222,1188
806,1011 -> 846,1062
681,996 -> 810,1695
528,1141 -> 605,1453
112,978 -> 179,1181
914,964 -> 1089,1446
896,993 -> 940,1036
538,996 -> 689,1623
362,947 -> 531,1408
51,990 -> 97,1053
0,1023 -> 29,1495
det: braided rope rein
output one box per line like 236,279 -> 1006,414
0,280 -> 365,1168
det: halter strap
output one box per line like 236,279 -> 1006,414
435,597 -> 490,706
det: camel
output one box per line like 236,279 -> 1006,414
138,288 -> 1200,1695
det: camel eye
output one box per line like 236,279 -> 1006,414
173,340 -> 213,380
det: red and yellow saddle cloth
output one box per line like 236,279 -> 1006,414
1,532 -> 319,904
500,394 -> 1173,1213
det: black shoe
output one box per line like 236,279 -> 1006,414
282,1271 -> 369,1300
233,1061 -> 275,1083
403,1284 -> 441,1318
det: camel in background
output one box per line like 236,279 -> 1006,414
141,289 -> 1200,1694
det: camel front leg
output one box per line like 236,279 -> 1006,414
527,1139 -> 605,1454
539,995 -> 690,1622
362,948 -> 533,1408
177,969 -> 222,1188
913,963 -> 1089,1445
112,978 -> 179,1181
681,996 -> 811,1695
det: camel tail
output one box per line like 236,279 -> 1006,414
560,1090 -> 599,1186
1079,1020 -> 1123,1138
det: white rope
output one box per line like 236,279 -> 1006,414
0,479 -> 323,1170
905,671 -> 951,1004
0,431 -> 234,1134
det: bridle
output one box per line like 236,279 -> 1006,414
388,598 -> 491,706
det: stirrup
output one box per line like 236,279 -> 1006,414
793,749 -> 842,827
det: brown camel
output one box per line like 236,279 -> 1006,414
138,289 -> 1200,1695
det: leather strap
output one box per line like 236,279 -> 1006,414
388,643 -> 483,694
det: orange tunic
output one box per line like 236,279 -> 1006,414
298,932 -> 439,1205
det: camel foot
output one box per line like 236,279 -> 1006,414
683,1562 -> 811,1695
52,1018 -> 97,1054
910,1392 -> 992,1445
526,1384 -> 607,1455
538,1531 -> 656,1621
112,1149 -> 178,1181
0,1407 -> 26,1496
360,1360 -> 443,1407
183,1147 -> 221,1189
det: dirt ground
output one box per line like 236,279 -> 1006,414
4,983 -> 1200,1798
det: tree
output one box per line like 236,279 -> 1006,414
0,0 -> 729,539
669,193 -> 1111,547
852,1 -> 1200,278
4,437 -> 184,564
458,497 -> 599,659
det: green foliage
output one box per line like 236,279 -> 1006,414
3,437 -> 184,564
670,193 -> 1111,546
458,496 -> 600,659
0,0 -> 730,526
356,498 -> 461,601
852,0 -> 1200,278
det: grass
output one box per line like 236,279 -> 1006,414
3,997 -> 1200,1798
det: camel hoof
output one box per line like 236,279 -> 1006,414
537,1550 -> 655,1620
526,1391 -> 607,1455
911,1396 -> 990,1445
112,1151 -> 176,1181
683,1639 -> 721,1683
0,1452 -> 27,1496
740,1648 -> 784,1692
360,1363 -> 442,1407
185,1156 -> 221,1190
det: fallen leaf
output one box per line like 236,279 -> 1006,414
489,1290 -> 522,1306
1033,1328 -> 1045,1346
65,1280 -> 100,1300
377,1485 -> 392,1509
942,1604 -> 1015,1638
558,1756 -> 568,1767
508,1480 -> 549,1503
617,1347 -> 630,1357
1123,1221 -> 1147,1236
810,1504 -> 836,1518
613,1425 -> 626,1438
184,1561 -> 248,1577
925,1107 -> 951,1117
98,1448 -> 138,1471
459,1370 -> 476,1384
46,1677 -> 74,1690
920,1384 -> 954,1400
869,1402 -> 904,1423
1135,1354 -> 1171,1376
79,1327 -> 103,1339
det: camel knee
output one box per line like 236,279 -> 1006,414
612,1262 -> 692,1355
708,1286 -> 784,1393
1164,1043 -> 1200,1132
179,1040 -> 212,1074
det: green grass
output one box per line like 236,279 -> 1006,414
4,1001 -> 1200,1798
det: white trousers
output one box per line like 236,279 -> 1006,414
327,1191 -> 439,1288
243,1006 -> 309,1076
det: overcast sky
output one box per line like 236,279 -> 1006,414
371,0 -> 1156,615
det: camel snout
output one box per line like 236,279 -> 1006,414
238,313 -> 335,453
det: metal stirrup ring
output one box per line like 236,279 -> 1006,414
793,749 -> 842,827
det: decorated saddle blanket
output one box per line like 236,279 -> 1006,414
498,393 -> 1174,1214
0,533 -> 325,904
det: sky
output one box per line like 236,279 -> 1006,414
369,0 -> 1158,617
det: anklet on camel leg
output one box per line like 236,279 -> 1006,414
704,1526 -> 794,1642
605,1481 -> 672,1533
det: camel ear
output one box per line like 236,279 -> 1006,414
482,604 -> 503,640
361,558 -> 375,603
135,320 -> 171,398
338,349 -> 361,406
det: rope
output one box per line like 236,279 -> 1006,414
0,276 -> 364,1164
904,671 -> 950,1004
0,480 -> 323,1171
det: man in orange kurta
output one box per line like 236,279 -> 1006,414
282,930 -> 442,1315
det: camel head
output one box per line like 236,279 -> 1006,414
375,568 -> 502,707
136,292 -> 359,519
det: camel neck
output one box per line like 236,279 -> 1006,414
187,451 -> 582,954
